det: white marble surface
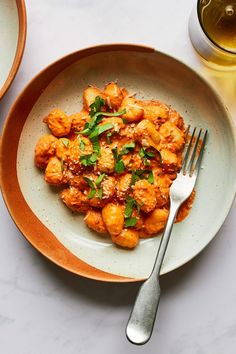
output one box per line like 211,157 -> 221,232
0,0 -> 236,353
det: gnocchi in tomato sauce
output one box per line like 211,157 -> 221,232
34,82 -> 194,249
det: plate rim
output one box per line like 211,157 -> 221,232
1,43 -> 236,282
0,0 -> 27,99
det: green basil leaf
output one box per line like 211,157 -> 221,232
119,142 -> 135,155
112,147 -> 118,161
139,147 -> 155,165
80,153 -> 98,166
99,109 -> 126,117
84,176 -> 97,199
79,122 -> 91,135
130,169 -> 155,185
130,170 -> 145,185
77,136 -> 85,150
139,147 -> 146,158
97,188 -> 103,199
80,128 -> 91,135
88,189 -> 96,199
143,157 -> 150,166
89,153 -> 98,163
115,160 -> 125,174
83,177 -> 95,189
97,123 -> 114,135
130,171 -> 138,186
82,107 -> 125,136
125,217 -> 137,227
89,96 -> 105,117
138,170 -> 146,176
123,142 -> 136,149
89,123 -> 114,140
90,137 -> 100,155
80,114 -> 104,135
147,170 -> 154,184
145,150 -> 155,158
95,173 -> 106,186
124,197 -> 135,218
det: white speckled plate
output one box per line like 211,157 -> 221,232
0,0 -> 26,99
1,44 -> 236,282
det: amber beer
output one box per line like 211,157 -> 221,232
199,0 -> 236,53
189,0 -> 236,68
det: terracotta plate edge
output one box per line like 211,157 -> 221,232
0,0 -> 27,99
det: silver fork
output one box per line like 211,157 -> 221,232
126,127 -> 208,345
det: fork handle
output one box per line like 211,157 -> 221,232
126,275 -> 161,345
152,202 -> 179,276
126,202 -> 179,345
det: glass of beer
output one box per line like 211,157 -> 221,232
189,0 -> 236,70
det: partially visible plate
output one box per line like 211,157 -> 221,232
0,0 -> 26,99
1,44 -> 236,282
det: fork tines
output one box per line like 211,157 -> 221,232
182,126 -> 208,176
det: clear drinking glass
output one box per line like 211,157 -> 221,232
189,0 -> 236,70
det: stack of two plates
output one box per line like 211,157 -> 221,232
1,25 -> 236,282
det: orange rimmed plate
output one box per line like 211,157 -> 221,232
0,0 -> 26,99
1,44 -> 236,282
